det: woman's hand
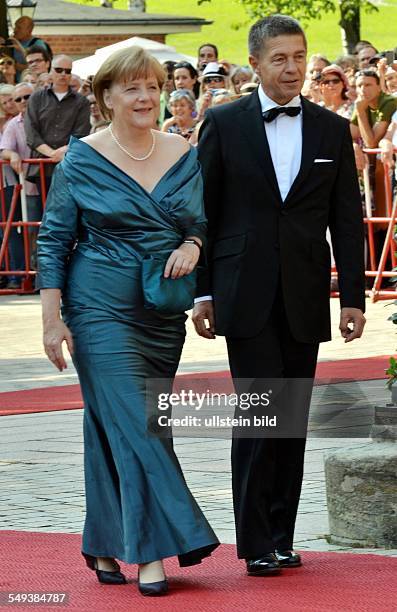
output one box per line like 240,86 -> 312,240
43,319 -> 74,371
164,242 -> 200,279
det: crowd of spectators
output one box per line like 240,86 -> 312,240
0,16 -> 396,290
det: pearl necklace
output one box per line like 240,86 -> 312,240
108,123 -> 156,161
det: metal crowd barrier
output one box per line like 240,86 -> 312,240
1,148 -> 397,299
0,159 -> 56,294
329,146 -> 397,302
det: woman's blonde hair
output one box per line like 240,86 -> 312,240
93,46 -> 166,120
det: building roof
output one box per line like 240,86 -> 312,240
34,0 -> 211,27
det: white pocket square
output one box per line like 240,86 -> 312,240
314,158 -> 334,163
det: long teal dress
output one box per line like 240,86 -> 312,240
36,137 -> 219,565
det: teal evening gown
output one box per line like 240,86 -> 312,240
36,137 -> 219,565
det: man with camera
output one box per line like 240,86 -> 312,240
0,16 -> 49,81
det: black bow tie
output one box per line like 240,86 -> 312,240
263,106 -> 301,122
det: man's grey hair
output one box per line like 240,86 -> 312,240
248,14 -> 306,57
14,81 -> 34,94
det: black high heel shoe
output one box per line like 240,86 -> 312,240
82,552 -> 127,585
138,569 -> 168,596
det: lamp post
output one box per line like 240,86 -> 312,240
0,0 -> 8,40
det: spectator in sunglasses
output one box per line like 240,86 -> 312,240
319,64 -> 354,119
0,56 -> 17,85
24,55 -> 90,194
197,62 -> 229,120
0,82 -> 41,287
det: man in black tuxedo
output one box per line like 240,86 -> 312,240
193,15 -> 366,575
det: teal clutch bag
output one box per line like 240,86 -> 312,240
142,255 -> 197,314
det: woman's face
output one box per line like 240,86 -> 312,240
174,67 -> 196,91
24,73 -> 37,86
232,72 -> 251,94
170,97 -> 192,122
0,94 -> 18,116
385,72 -> 397,94
105,73 -> 161,129
320,72 -> 344,99
0,58 -> 16,79
202,75 -> 225,92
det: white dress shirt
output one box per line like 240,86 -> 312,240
195,87 -> 303,304
258,86 -> 302,201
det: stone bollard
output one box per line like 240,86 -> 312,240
324,402 -> 397,548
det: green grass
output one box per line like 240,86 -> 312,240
65,0 -> 397,64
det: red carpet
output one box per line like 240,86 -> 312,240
0,355 -> 390,417
1,531 -> 396,612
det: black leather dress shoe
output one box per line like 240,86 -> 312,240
82,552 -> 127,584
275,550 -> 302,567
246,553 -> 282,576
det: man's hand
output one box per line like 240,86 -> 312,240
355,98 -> 369,114
353,142 -> 367,171
192,300 -> 216,339
379,138 -> 395,168
50,147 -> 67,163
10,152 -> 22,174
339,307 -> 366,343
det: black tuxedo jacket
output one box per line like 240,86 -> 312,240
197,91 -> 365,343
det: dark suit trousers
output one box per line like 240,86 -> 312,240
226,283 -> 319,559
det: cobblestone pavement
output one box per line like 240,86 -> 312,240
0,295 -> 396,557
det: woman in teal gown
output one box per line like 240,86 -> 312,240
37,46 -> 219,596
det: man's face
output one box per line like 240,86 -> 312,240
13,84 -> 32,115
249,34 -> 307,105
26,53 -> 49,76
51,57 -> 73,89
14,17 -> 33,41
358,46 -> 377,69
356,75 -> 381,104
307,58 -> 327,80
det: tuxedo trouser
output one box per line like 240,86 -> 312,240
226,285 -> 319,559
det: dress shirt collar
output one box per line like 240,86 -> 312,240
47,85 -> 75,100
258,85 -> 301,113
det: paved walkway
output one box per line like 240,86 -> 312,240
0,295 -> 396,557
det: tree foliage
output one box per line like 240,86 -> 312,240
198,0 -> 379,52
198,0 -> 377,24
